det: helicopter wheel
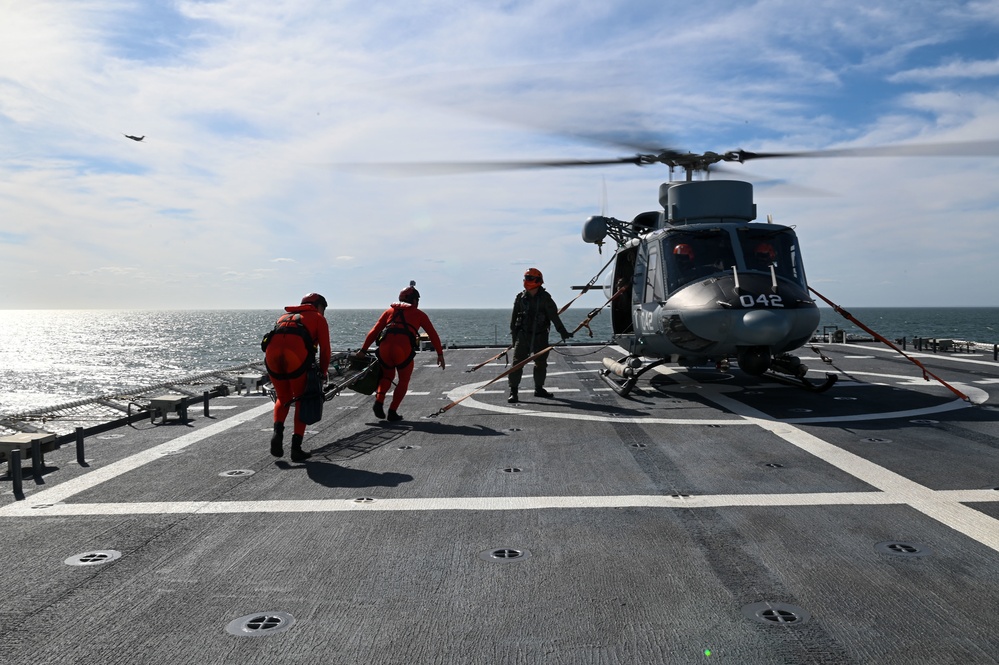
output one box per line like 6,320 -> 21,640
737,347 -> 771,376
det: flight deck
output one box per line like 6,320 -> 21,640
2,342 -> 998,664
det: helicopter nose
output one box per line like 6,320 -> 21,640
737,309 -> 792,345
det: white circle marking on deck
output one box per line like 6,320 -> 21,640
446,369 -> 985,424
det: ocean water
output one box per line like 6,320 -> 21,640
816,307 -> 998,343
1,307 -> 995,416
0,308 -> 611,415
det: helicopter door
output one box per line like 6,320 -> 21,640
631,241 -> 664,339
610,246 -> 637,334
632,244 -> 647,306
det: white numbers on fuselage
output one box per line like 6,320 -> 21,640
637,308 -> 656,332
739,294 -> 784,308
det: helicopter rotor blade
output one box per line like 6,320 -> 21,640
729,138 -> 999,162
331,139 -> 999,177
331,156 -> 646,176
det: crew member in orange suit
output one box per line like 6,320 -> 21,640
357,283 -> 445,422
265,293 -> 331,461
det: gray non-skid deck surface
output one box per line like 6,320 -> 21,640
2,343 -> 999,664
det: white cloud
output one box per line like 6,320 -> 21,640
1,0 -> 998,309
891,57 -> 999,82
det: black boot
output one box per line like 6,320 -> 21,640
373,401 -> 386,419
387,409 -> 403,422
508,388 -> 519,404
534,386 -> 553,398
270,422 -> 284,457
290,433 -> 311,462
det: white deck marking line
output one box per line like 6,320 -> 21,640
831,342 -> 999,368
3,361 -> 997,544
698,383 -> 999,553
3,489 -> 996,517
0,402 -> 274,514
449,373 -> 748,425
834,371 -> 987,405
783,399 -> 975,424
449,368 -> 984,423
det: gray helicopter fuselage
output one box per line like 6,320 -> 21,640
589,180 -> 820,373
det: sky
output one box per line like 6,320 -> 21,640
2,0 -> 999,310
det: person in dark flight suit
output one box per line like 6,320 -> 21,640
507,268 -> 571,404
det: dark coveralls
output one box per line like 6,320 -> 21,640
508,287 -> 570,392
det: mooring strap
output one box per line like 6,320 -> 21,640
809,287 -> 970,402
431,285 -> 629,417
466,346 -> 512,374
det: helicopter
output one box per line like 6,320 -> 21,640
343,138 -> 999,395
551,149 -> 827,395
584,181 -> 825,393
564,142 -> 999,395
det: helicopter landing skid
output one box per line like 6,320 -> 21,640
762,370 -> 838,393
600,358 -> 670,398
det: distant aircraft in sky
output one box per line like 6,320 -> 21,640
123,134 -> 145,142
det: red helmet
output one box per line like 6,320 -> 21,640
523,267 -> 543,285
301,293 -> 327,309
754,243 -> 776,261
673,244 -> 695,260
399,286 -> 420,304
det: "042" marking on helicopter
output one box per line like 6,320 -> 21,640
740,294 -> 784,308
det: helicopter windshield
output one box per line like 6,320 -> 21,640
663,229 -> 738,291
737,228 -> 807,287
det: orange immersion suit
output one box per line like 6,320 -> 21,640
360,303 -> 443,411
265,304 -> 331,436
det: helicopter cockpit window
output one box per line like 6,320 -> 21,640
738,228 -> 806,287
664,230 -> 737,291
